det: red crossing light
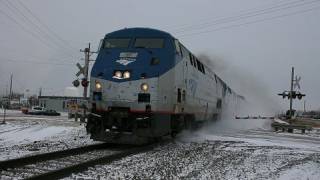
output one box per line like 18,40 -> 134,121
81,78 -> 89,87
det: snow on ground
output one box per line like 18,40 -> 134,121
0,110 -> 97,160
69,121 -> 320,180
1,111 -> 320,179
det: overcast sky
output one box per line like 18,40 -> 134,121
0,0 -> 319,111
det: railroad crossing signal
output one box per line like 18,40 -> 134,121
81,78 -> 89,87
76,63 -> 86,77
72,79 -> 80,87
293,76 -> 301,90
74,43 -> 97,98
278,91 -> 305,100
277,67 -> 306,119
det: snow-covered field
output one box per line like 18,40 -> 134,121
0,110 -> 97,160
1,110 -> 320,179
69,120 -> 320,180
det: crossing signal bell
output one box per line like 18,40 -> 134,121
81,78 -> 89,87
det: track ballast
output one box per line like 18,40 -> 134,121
0,143 -> 154,179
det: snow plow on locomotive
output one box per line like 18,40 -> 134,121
86,28 -> 243,144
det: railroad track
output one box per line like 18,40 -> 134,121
0,143 -> 154,179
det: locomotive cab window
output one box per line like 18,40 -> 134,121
134,38 -> 164,48
104,38 -> 131,48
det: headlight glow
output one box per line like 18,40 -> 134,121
114,71 -> 122,79
95,82 -> 102,89
141,83 -> 149,92
123,71 -> 130,79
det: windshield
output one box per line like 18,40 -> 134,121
104,38 -> 131,48
134,38 -> 164,48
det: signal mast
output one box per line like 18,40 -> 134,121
278,67 -> 305,119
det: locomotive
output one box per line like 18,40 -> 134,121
86,27 -> 243,144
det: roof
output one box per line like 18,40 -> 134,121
105,27 -> 173,38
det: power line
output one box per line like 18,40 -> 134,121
15,0 -> 77,51
168,0 -> 295,31
0,46 -> 78,64
1,0 -> 76,59
178,5 -> 320,38
175,0 -> 316,33
174,0 -> 320,34
1,57 -> 75,66
0,8 -> 67,56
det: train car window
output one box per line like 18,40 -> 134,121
177,88 -> 181,103
196,59 -> 202,72
134,38 -> 164,48
104,38 -> 131,48
192,55 -> 197,68
202,64 -> 206,74
189,53 -> 193,66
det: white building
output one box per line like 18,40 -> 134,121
38,96 -> 87,112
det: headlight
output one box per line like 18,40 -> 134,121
123,71 -> 130,79
141,83 -> 149,92
95,82 -> 102,90
114,71 -> 122,79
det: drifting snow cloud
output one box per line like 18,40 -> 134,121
196,53 -> 281,132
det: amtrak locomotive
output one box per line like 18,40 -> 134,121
86,27 -> 243,144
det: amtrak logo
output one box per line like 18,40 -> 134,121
116,52 -> 138,66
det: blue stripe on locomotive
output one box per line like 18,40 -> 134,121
91,28 -> 182,82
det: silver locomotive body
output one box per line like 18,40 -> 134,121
86,28 -> 243,144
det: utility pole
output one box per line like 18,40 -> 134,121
277,67 -> 305,119
80,43 -> 91,98
9,74 -> 13,106
289,67 -> 294,118
2,106 -> 6,124
39,87 -> 42,97
2,82 -> 9,124
5,84 -> 8,98
77,43 -> 97,123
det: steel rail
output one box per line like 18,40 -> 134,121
26,145 -> 154,180
0,143 -> 111,170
